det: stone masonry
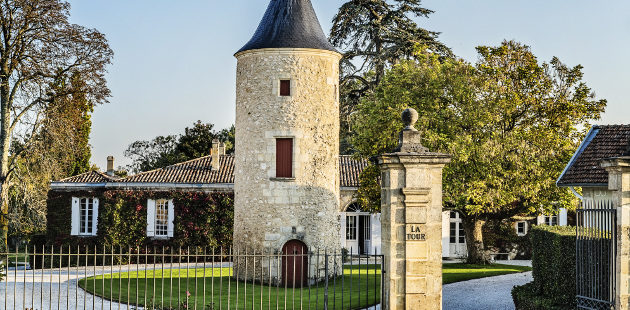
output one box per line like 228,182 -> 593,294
233,48 -> 342,283
378,109 -> 450,310
602,156 -> 630,310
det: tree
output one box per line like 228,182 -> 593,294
352,42 -> 606,263
7,73 -> 96,240
329,0 -> 452,154
0,0 -> 113,247
125,121 -> 235,174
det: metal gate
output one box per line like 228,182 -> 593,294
576,200 -> 617,310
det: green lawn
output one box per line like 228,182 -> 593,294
443,263 -> 532,284
79,263 -> 530,309
80,264 -> 381,310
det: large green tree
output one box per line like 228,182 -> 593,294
330,0 -> 452,153
353,42 -> 606,263
125,121 -> 234,174
0,0 -> 113,247
8,73 -> 95,240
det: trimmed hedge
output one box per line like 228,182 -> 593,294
512,225 -> 575,310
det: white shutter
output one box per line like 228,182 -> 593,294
71,197 -> 80,236
371,214 -> 381,255
536,215 -> 545,225
92,198 -> 99,236
559,208 -> 568,226
167,200 -> 175,238
339,213 -> 346,248
147,199 -> 156,237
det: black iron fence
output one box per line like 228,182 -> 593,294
576,200 -> 617,310
0,246 -> 382,309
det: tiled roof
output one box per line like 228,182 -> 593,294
54,155 -> 370,188
121,155 -> 234,184
557,125 -> 630,186
236,0 -> 337,54
57,171 -> 118,183
339,155 -> 370,187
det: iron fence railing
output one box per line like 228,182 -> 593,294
0,245 -> 382,310
577,199 -> 617,310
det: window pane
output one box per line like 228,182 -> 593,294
346,216 -> 356,240
449,222 -> 456,243
155,199 -> 169,237
458,224 -> 465,244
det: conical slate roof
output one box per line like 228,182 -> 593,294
236,0 -> 337,54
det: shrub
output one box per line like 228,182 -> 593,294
512,225 -> 575,310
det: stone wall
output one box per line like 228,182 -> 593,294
233,48 -> 342,282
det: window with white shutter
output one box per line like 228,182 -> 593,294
71,197 -> 98,236
147,199 -> 174,239
147,199 -> 156,237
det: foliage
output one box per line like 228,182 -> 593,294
355,164 -> 381,213
125,121 -> 235,173
45,190 -> 234,250
0,0 -> 113,248
330,0 -> 452,154
512,225 -> 576,309
8,73 -> 95,241
483,219 -> 532,259
512,282 -> 571,310
351,41 -> 606,262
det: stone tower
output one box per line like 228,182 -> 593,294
233,0 -> 342,282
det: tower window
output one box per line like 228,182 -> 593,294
280,80 -> 291,96
276,138 -> 293,178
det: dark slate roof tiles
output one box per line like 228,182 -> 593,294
558,125 -> 630,186
236,0 -> 337,54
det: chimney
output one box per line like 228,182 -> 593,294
106,156 -> 115,176
211,139 -> 220,171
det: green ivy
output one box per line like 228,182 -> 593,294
45,189 -> 233,249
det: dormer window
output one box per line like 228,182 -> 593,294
280,80 -> 291,96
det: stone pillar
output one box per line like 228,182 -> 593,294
378,109 -> 450,310
602,156 -> 630,310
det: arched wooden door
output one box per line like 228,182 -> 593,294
281,240 -> 308,287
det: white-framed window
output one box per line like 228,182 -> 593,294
346,215 -> 357,240
544,215 -> 558,226
147,199 -> 174,238
71,197 -> 99,236
516,221 -> 528,236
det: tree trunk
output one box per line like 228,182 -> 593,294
0,68 -> 11,251
461,216 -> 489,264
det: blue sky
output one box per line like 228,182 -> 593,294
65,0 -> 630,169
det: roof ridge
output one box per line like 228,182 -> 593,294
117,154 -> 214,182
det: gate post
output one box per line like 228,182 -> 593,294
377,109 -> 450,310
602,156 -> 630,310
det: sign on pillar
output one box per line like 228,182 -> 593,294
378,108 -> 450,310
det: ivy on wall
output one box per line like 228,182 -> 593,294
45,190 -> 233,249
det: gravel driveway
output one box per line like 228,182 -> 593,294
443,271 -> 533,310
0,262 -> 227,310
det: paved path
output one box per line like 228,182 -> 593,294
0,262 -> 228,310
443,271 -> 533,310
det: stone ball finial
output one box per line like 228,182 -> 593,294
402,108 -> 419,131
